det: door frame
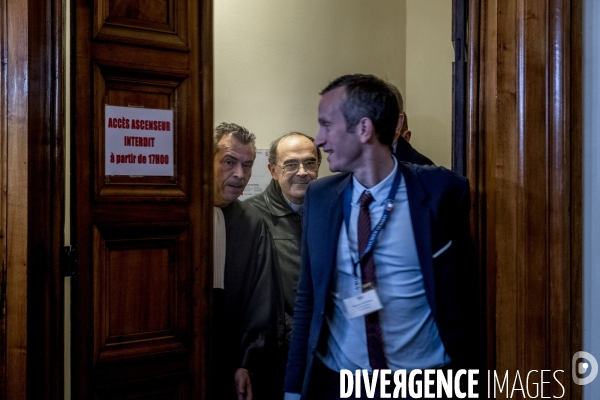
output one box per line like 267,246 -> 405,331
466,0 -> 582,397
3,0 -> 583,399
1,0 -> 65,398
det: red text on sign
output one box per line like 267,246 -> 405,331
124,136 -> 155,147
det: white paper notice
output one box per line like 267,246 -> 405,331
239,149 -> 271,201
105,105 -> 174,176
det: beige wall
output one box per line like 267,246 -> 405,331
214,0 -> 452,172
405,0 -> 453,168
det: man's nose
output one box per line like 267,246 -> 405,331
295,163 -> 308,176
314,130 -> 325,147
232,162 -> 244,178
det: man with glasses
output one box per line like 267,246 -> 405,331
212,122 -> 283,400
246,132 -> 321,397
246,132 -> 321,336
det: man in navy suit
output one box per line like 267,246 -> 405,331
283,74 -> 476,400
386,82 -> 435,167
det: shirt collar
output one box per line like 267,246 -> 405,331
284,195 -> 303,212
352,156 -> 398,205
264,179 -> 301,216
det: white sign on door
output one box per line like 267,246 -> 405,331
105,105 -> 174,176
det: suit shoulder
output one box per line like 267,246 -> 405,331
402,162 -> 469,191
307,173 -> 350,193
410,150 -> 435,166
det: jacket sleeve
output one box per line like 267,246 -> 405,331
283,184 -> 315,394
439,177 -> 478,370
454,178 -> 479,369
237,220 -> 284,374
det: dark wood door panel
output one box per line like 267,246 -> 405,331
91,204 -> 192,222
93,223 -> 190,363
92,43 -> 190,71
92,62 -> 190,201
95,0 -> 189,51
93,359 -> 190,399
73,0 -> 208,398
107,0 -> 172,25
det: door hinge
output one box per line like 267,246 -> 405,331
61,245 -> 79,277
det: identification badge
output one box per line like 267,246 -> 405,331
341,289 -> 383,319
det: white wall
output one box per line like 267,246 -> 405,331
583,0 -> 600,397
214,0 -> 453,173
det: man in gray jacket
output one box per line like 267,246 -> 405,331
246,132 -> 321,344
246,132 -> 320,399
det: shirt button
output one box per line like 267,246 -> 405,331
293,215 -> 300,222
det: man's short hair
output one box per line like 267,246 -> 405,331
213,122 -> 256,155
386,82 -> 404,114
268,132 -> 322,165
319,74 -> 399,146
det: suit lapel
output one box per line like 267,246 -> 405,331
316,175 -> 350,296
399,163 -> 437,320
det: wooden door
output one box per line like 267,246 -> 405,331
467,0 -> 582,398
71,1 -> 212,398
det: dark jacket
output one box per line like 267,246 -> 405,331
245,179 -> 302,336
394,136 -> 435,166
245,180 -> 303,400
284,162 -> 476,398
213,200 -> 283,399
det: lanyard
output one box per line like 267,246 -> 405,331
343,165 -> 402,283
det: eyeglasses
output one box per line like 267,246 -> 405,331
275,160 -> 319,174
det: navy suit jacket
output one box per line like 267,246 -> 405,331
394,137 -> 435,166
283,161 -> 477,398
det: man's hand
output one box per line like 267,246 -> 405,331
234,368 -> 253,400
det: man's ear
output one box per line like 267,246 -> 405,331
392,127 -> 403,147
396,113 -> 405,132
356,117 -> 376,143
401,129 -> 412,142
267,163 -> 279,180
